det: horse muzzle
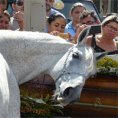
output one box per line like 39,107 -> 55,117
55,75 -> 86,106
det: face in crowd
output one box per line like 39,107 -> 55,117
70,3 -> 86,23
0,10 -> 10,29
80,14 -> 96,25
80,10 -> 100,25
100,14 -> 118,40
45,0 -> 54,12
47,13 -> 66,33
102,21 -> 118,39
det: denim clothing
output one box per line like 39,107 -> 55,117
65,21 -> 76,37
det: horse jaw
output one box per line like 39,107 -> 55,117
54,75 -> 86,106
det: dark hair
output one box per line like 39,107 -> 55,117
3,10 -> 10,21
0,0 -> 6,4
0,10 -> 10,21
105,13 -> 118,17
70,2 -> 86,14
0,0 -> 7,9
101,13 -> 118,26
47,13 -> 66,24
80,10 -> 98,22
14,0 -> 23,6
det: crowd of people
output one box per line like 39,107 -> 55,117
0,0 -> 118,52
0,0 -> 24,30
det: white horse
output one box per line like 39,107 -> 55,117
0,30 -> 96,118
0,53 -> 20,118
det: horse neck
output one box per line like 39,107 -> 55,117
84,45 -> 96,77
0,30 -> 72,84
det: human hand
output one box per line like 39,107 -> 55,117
50,31 -> 61,36
76,24 -> 87,34
13,11 -> 24,31
72,24 -> 87,43
13,11 -> 24,22
50,31 -> 71,40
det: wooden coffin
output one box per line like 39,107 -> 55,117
20,74 -> 118,117
64,75 -> 118,117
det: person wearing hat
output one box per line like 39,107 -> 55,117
46,0 -> 64,17
84,13 -> 118,52
10,0 -> 24,30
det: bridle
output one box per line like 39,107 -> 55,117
55,46 -> 86,82
55,47 -> 73,82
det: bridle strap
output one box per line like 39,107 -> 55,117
55,47 -> 74,82
55,46 -> 87,82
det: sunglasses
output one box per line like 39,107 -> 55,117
16,1 -> 24,6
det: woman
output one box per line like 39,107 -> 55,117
47,13 -> 70,39
65,2 -> 86,41
85,14 -> 118,52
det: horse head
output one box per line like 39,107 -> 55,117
52,25 -> 113,106
51,27 -> 97,105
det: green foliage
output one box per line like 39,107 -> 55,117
21,94 -> 64,118
97,56 -> 118,68
21,56 -> 118,117
97,56 -> 118,76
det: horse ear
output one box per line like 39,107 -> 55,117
77,26 -> 91,45
77,25 -> 101,46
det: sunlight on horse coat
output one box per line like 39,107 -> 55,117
0,30 -> 96,118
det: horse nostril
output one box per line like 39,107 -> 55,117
63,87 -> 73,97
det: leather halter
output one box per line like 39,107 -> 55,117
55,46 -> 86,82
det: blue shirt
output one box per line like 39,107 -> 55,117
65,21 -> 76,37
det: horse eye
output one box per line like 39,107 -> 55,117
72,52 -> 80,59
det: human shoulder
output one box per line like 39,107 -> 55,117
65,21 -> 73,28
65,21 -> 75,37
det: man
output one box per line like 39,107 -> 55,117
46,0 -> 64,16
79,10 -> 100,25
45,0 -> 64,32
